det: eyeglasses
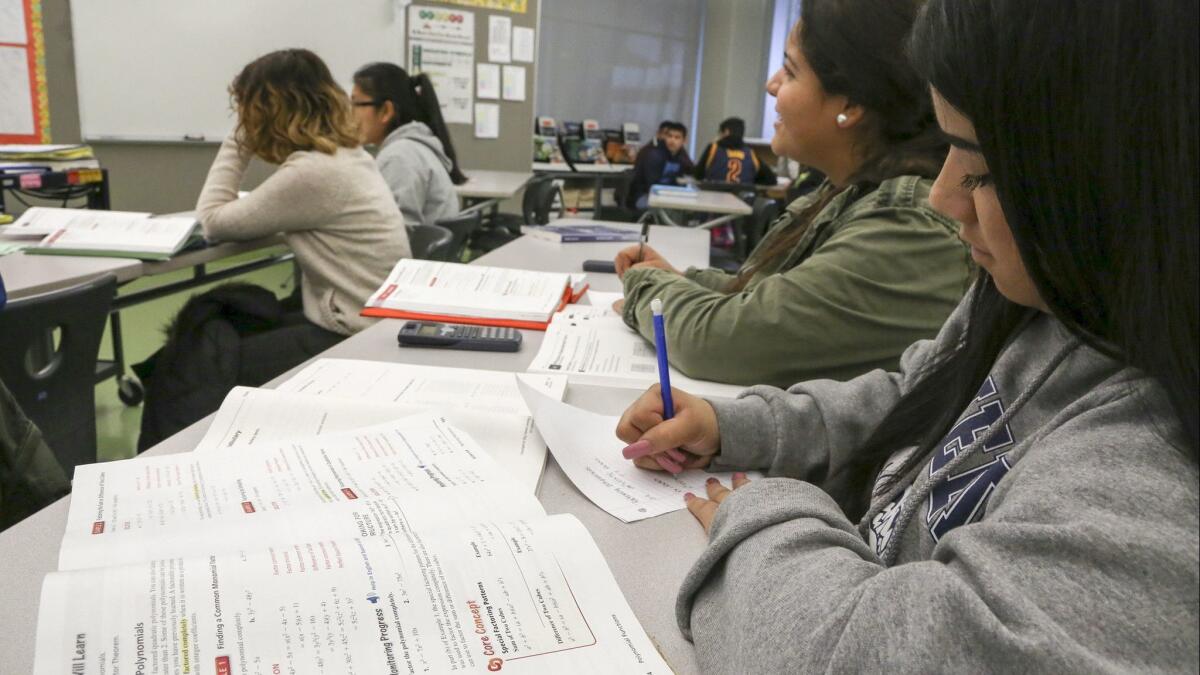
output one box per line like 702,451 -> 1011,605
350,99 -> 381,108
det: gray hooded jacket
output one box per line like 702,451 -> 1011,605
375,121 -> 460,228
682,290 -> 1199,673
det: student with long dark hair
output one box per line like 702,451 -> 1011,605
612,0 -> 970,388
616,0 -> 1198,669
352,62 -> 467,228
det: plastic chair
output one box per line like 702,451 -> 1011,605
407,224 -> 456,261
0,273 -> 117,473
434,210 -> 484,262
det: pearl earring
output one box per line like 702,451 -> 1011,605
836,113 -> 849,126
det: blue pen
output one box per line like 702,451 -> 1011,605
651,298 -> 675,419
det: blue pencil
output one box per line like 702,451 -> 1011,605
650,298 -> 675,419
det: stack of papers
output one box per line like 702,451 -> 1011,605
35,414 -> 673,674
3,207 -> 200,260
362,258 -> 587,330
650,184 -> 699,199
527,304 -> 745,398
0,144 -> 94,161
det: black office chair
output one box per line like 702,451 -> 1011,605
0,274 -> 117,473
472,176 -> 566,252
407,224 -> 456,261
434,210 -> 484,262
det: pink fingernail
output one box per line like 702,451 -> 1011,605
665,447 -> 687,463
683,492 -> 695,500
733,472 -> 746,481
622,439 -> 653,459
656,455 -> 683,474
705,476 -> 718,485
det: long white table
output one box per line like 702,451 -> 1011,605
456,169 -> 533,215
0,223 -> 714,674
649,189 -> 753,229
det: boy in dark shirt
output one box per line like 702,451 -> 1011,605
625,121 -> 694,210
694,117 -> 777,185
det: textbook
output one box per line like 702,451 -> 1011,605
33,414 -> 673,674
650,184 -> 699,199
525,223 -> 641,243
5,206 -> 201,260
207,358 -> 571,492
362,259 -> 588,330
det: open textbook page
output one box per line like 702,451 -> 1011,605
527,304 -> 745,399
197,386 -> 549,493
517,377 -> 759,523
59,415 -> 545,571
35,512 -> 672,674
275,360 -> 569,491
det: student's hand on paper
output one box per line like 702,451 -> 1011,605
614,245 -> 680,278
616,385 -> 720,474
611,299 -> 625,313
685,473 -> 751,534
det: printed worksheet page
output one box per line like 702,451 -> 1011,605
517,377 -> 758,522
197,386 -> 549,493
527,305 -> 744,399
36,514 -> 673,674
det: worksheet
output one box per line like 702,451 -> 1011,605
37,515 -> 672,674
197,385 -> 550,493
526,305 -> 745,399
61,415 -> 543,570
517,378 -> 758,523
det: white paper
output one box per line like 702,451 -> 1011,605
407,3 -> 474,44
38,515 -> 672,674
364,259 -> 570,324
409,39 -> 474,125
0,0 -> 28,44
488,15 -> 512,63
476,62 -> 500,99
513,26 -> 536,62
582,291 -> 624,309
502,64 -> 526,101
527,305 -> 746,399
518,378 -> 757,522
0,46 -> 36,136
6,207 -> 153,237
202,370 -> 566,493
475,102 -> 500,139
60,414 -> 546,569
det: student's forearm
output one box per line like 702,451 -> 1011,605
195,133 -> 251,238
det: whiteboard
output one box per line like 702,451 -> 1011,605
70,0 -> 407,142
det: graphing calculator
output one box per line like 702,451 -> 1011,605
396,321 -> 523,352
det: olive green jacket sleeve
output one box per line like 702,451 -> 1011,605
1,379 -> 69,529
681,266 -> 736,292
621,187 -> 970,388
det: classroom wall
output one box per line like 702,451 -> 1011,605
694,0 -> 774,152
39,0 -> 537,214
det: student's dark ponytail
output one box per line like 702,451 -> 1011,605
410,73 -> 468,185
353,62 -> 468,185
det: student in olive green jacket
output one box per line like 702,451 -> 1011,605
614,10 -> 971,389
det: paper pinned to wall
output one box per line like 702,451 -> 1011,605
502,64 -> 526,101
476,63 -> 500,99
474,102 -> 500,138
0,0 -> 48,143
512,26 -> 535,62
409,40 -> 475,125
407,3 -> 474,44
488,15 -> 512,63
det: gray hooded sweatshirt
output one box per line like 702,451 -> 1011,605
375,121 -> 460,228
682,290 -> 1199,673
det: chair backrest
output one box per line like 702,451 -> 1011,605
521,176 -> 563,225
744,196 -> 782,254
406,224 -> 456,261
434,210 -> 484,262
0,273 -> 116,473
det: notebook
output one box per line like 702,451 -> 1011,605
4,207 -> 200,260
525,223 -> 641,243
362,259 -> 588,330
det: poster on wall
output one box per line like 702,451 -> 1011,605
440,0 -> 527,14
408,4 -> 475,125
0,0 -> 50,143
408,4 -> 474,44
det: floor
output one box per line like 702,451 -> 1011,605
93,253 -> 296,462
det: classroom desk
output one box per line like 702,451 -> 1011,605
456,169 -> 532,210
649,189 -> 753,230
0,222 -> 713,674
0,252 -> 143,300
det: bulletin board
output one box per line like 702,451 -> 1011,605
0,0 -> 50,143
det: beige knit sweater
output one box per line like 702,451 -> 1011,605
196,134 -> 412,335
